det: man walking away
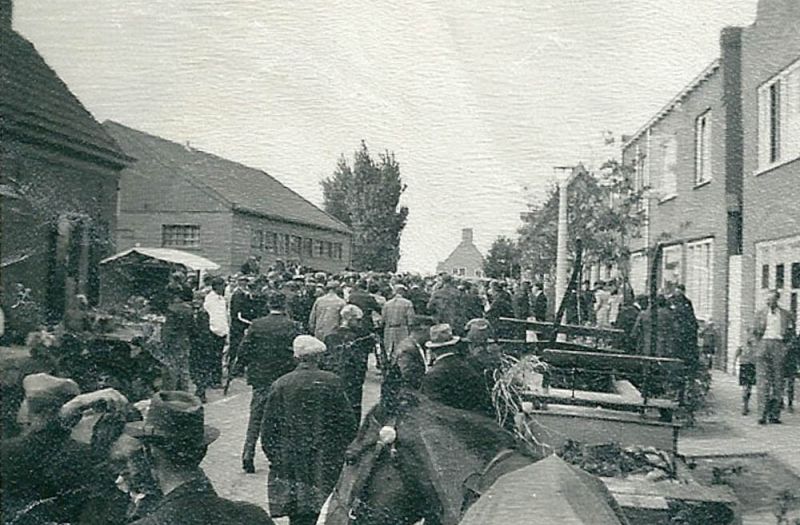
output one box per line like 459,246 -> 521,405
324,305 -> 371,418
752,290 -> 795,424
383,315 -> 435,391
238,292 -> 298,474
427,274 -> 464,335
126,391 -> 274,524
308,281 -> 346,341
262,336 -> 358,525
382,284 -> 415,361
512,281 -> 531,320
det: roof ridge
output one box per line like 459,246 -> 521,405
103,120 -> 351,234
103,120 -> 232,207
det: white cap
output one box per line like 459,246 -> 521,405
293,335 -> 327,358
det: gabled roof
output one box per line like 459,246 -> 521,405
103,121 -> 352,235
622,59 -> 720,151
0,27 -> 130,167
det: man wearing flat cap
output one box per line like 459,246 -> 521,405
262,335 -> 358,525
382,284 -> 416,360
421,324 -> 493,415
126,390 -> 274,524
323,304 -> 372,417
1,373 -> 130,524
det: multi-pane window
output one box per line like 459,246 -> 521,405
304,238 -> 313,258
334,243 -> 343,260
758,58 -> 800,170
629,251 -> 648,295
316,240 -> 325,257
762,264 -> 770,289
291,236 -> 302,256
695,111 -> 712,185
686,238 -> 713,320
162,225 -> 199,248
776,264 -> 785,289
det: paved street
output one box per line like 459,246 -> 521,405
200,355 -> 383,520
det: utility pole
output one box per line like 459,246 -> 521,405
554,165 -> 581,314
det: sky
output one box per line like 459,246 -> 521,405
13,0 -> 759,273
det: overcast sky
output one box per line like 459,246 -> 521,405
13,0 -> 759,272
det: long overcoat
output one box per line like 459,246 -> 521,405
382,296 -> 415,356
262,362 -> 358,517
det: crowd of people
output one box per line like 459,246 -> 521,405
2,255 -> 798,524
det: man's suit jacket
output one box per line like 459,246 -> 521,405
532,292 -> 548,322
309,293 -> 346,340
753,306 -> 795,342
390,336 -> 427,390
421,353 -> 492,415
238,312 -> 298,388
130,473 -> 274,525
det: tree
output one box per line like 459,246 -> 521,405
321,141 -> 409,271
484,236 -> 522,279
517,160 -> 645,282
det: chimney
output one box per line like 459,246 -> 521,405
1,0 -> 12,29
462,228 -> 474,243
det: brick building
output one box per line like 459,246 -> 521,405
1,15 -> 131,338
739,0 -> 800,355
103,121 -> 352,275
436,228 -> 485,280
621,30 -> 745,366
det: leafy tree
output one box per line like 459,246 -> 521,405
517,160 -> 645,282
484,236 -> 522,279
321,141 -> 409,271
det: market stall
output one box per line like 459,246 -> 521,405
99,247 -> 219,309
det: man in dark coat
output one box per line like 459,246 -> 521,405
323,304 -> 372,418
262,335 -> 358,525
1,374 -> 130,525
228,275 -> 255,373
512,281 -> 531,320
462,281 -> 486,322
126,391 -> 274,525
464,318 -> 504,401
347,280 -> 381,331
238,291 -> 298,474
631,296 -> 676,358
421,324 -> 493,415
531,282 -> 549,322
162,289 -> 194,390
407,282 -> 431,316
615,295 -> 647,353
668,284 -> 699,366
486,282 -> 514,339
383,315 -> 435,391
427,274 -> 466,336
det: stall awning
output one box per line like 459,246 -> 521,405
100,248 -> 220,272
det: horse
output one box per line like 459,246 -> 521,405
321,388 -> 543,525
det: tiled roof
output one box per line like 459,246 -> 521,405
0,27 -> 130,166
103,121 -> 352,235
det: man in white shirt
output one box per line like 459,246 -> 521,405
197,277 -> 229,401
752,290 -> 796,424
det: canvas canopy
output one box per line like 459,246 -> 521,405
459,454 -> 630,525
100,247 -> 219,272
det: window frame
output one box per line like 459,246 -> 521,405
757,57 -> 800,174
694,109 -> 713,186
161,224 -> 200,248
686,238 -> 714,320
658,135 -> 678,202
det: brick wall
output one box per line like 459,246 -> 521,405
740,0 -> 800,333
1,140 -> 120,328
622,62 -> 733,353
232,212 -> 351,274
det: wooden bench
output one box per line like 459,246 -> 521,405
498,316 -> 627,349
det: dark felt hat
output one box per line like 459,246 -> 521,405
125,391 -> 219,447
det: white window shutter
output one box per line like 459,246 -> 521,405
785,67 -> 800,161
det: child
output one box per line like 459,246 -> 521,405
735,336 -> 757,416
